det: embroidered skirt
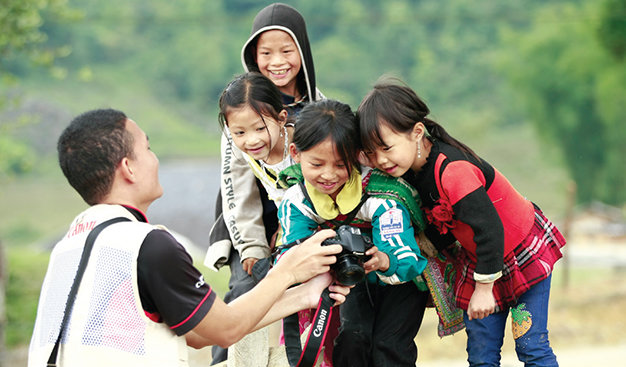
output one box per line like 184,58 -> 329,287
453,205 -> 566,311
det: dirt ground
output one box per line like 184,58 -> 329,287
183,237 -> 626,367
411,236 -> 626,366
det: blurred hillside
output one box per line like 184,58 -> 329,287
2,0 -> 624,206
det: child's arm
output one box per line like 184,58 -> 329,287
367,198 -> 427,284
220,134 -> 271,262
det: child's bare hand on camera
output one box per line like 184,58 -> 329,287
363,246 -> 389,273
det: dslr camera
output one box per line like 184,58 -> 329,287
322,225 -> 373,286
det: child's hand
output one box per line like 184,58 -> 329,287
363,246 -> 390,273
467,282 -> 496,320
242,257 -> 259,276
300,272 -> 352,308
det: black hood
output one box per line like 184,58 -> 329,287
241,3 -> 318,102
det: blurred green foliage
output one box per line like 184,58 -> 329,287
5,248 -> 50,346
500,0 -> 626,204
597,0 -> 626,60
2,0 -> 622,205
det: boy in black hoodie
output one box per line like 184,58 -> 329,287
241,2 -> 323,115
205,3 -> 324,365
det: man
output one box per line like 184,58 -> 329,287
28,109 -> 346,366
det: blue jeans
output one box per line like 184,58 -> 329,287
463,275 -> 558,366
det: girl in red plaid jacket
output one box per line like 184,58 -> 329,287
357,78 -> 565,367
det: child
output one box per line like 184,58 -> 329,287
241,2 -> 323,113
218,72 -> 295,207
278,99 -> 430,367
357,79 -> 566,366
206,4 -> 322,364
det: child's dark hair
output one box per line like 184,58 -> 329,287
357,78 -> 478,160
292,99 -> 360,174
218,72 -> 285,130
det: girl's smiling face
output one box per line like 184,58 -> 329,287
291,136 -> 350,199
364,121 -> 421,177
226,105 -> 287,164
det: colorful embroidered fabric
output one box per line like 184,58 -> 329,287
279,164 -> 465,336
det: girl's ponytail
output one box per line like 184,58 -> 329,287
423,117 -> 479,161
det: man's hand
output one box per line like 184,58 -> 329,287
467,282 -> 496,320
363,246 -> 389,273
272,229 -> 342,285
242,257 -> 259,276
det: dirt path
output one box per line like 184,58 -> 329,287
416,342 -> 626,366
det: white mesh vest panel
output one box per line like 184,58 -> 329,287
28,205 -> 189,367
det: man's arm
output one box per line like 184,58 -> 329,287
185,271 -> 349,349
188,230 -> 343,348
255,271 -> 349,330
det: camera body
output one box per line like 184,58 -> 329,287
322,225 -> 373,286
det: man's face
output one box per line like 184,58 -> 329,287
125,119 -> 163,206
255,29 -> 302,98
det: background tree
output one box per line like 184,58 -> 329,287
0,0 -> 76,179
597,0 -> 626,60
499,0 -> 625,205
2,0 -> 622,205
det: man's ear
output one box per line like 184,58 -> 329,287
289,143 -> 300,162
119,157 -> 135,182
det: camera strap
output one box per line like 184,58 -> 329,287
47,216 -> 131,367
284,287 -> 335,367
282,182 -> 371,366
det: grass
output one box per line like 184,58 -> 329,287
5,247 -> 50,346
0,171 -> 87,248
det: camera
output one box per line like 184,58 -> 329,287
322,225 -> 373,286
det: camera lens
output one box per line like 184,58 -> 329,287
334,255 -> 365,286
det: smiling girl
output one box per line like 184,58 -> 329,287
218,72 -> 295,206
278,99 -> 429,366
357,78 -> 566,366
